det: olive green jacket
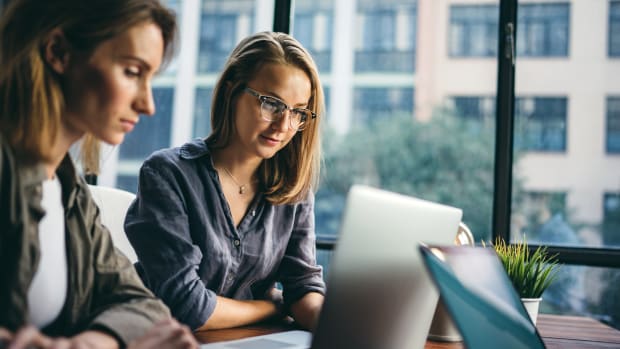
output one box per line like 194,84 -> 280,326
0,137 -> 170,347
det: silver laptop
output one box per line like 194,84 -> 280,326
201,185 -> 463,349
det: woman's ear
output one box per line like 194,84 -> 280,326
43,28 -> 71,74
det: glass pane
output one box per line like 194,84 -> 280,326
512,1 -> 620,250
449,4 -> 498,57
297,0 -> 497,242
608,97 -> 620,153
517,3 -> 569,57
609,0 -> 620,57
197,0 -> 257,73
293,0 -> 334,72
540,265 -> 620,330
193,87 -> 214,139
116,87 -> 175,191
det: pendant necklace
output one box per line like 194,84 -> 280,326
222,167 -> 248,195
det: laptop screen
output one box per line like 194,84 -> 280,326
419,245 -> 546,349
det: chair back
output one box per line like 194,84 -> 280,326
87,184 -> 138,263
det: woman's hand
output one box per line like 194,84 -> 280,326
1,325 -> 54,349
1,326 -> 120,349
128,318 -> 198,349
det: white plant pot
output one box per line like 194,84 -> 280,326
521,297 -> 542,325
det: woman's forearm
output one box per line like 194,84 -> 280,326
290,292 -> 324,331
196,296 -> 279,331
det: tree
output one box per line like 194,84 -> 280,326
317,113 -> 496,241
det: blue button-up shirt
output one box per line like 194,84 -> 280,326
124,139 -> 325,330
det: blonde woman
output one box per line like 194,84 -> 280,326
125,32 -> 326,331
0,0 -> 196,348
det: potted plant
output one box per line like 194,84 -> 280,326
491,237 -> 561,325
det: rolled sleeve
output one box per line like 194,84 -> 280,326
279,192 -> 326,306
85,196 -> 170,345
124,154 -> 216,330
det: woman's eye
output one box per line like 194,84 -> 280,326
263,99 -> 281,113
125,67 -> 141,77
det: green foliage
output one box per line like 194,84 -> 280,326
491,237 -> 561,299
321,113 -> 496,240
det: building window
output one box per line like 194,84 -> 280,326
353,87 -> 414,125
449,5 -> 498,57
294,12 -> 333,72
603,193 -> 620,246
517,3 -> 570,57
611,1 -> 620,57
451,96 -> 495,121
117,87 -> 174,191
514,97 -> 567,152
608,97 -> 620,153
197,14 -> 239,73
356,5 -> 417,72
193,87 -> 213,139
514,191 -> 571,244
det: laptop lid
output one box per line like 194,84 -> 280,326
419,245 -> 546,349
311,185 -> 463,349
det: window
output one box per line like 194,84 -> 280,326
608,97 -> 620,153
116,87 -> 175,192
604,193 -> 620,246
193,87 -> 214,139
449,5 -> 498,57
450,96 -> 495,121
198,14 -> 240,73
517,3 -> 570,57
514,97 -> 567,152
610,0 -> 620,57
293,11 -> 333,72
353,87 -> 414,125
513,191 -> 570,245
450,3 -> 570,58
356,5 -> 416,72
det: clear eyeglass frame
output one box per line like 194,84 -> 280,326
243,87 -> 316,131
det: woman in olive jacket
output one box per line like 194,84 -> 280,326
0,1 -> 196,348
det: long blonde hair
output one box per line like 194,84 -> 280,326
0,0 -> 177,171
206,32 -> 324,205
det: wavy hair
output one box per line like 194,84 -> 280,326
206,32 -> 324,205
0,0 -> 177,170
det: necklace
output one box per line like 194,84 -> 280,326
222,167 -> 248,195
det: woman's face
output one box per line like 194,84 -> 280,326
230,63 -> 312,161
62,21 -> 164,145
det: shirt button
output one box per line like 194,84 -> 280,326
233,239 -> 240,247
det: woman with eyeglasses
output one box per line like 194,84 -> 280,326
0,0 -> 198,348
124,31 -> 326,331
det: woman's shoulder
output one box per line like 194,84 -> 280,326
144,138 -> 211,168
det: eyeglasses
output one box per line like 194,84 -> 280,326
244,87 -> 316,131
